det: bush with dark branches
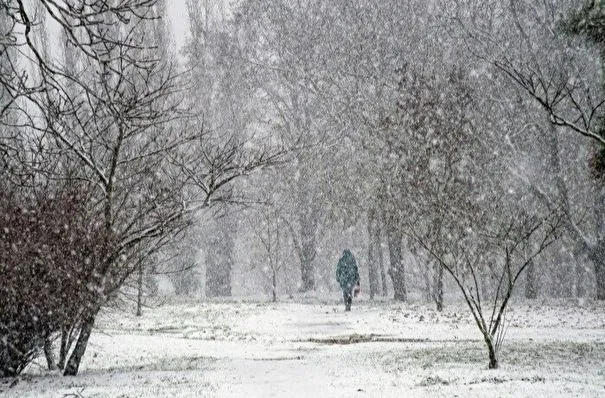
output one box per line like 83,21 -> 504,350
0,183 -> 106,377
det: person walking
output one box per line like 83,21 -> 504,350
336,249 -> 360,311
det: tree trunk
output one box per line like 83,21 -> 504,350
367,209 -> 380,299
284,214 -> 317,293
547,125 -> 605,300
574,256 -> 587,299
58,327 -> 70,370
136,261 -> 143,316
205,217 -> 235,297
487,343 -> 499,369
589,243 -> 605,300
378,232 -> 387,296
434,263 -> 444,311
44,337 -> 57,371
295,161 -> 319,292
423,263 -> 433,302
581,185 -> 605,299
64,311 -> 97,376
205,256 -> 232,296
272,270 -> 277,303
524,258 -> 538,299
299,250 -> 315,292
298,217 -> 317,292
272,218 -> 280,303
483,333 -> 499,369
385,213 -> 406,301
593,158 -> 605,300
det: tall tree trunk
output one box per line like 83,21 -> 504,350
378,228 -> 387,296
423,262 -> 433,302
385,213 -> 406,301
205,217 -> 235,297
64,311 -> 97,376
592,183 -> 605,300
524,259 -> 538,299
296,159 -> 319,292
367,221 -> 376,299
272,215 -> 280,303
547,125 -> 605,299
58,327 -> 70,370
205,258 -> 232,297
284,216 -> 316,292
136,261 -> 144,316
434,263 -> 444,311
299,238 -> 316,292
367,209 -> 380,299
44,337 -> 57,371
272,270 -> 277,303
589,243 -> 605,300
297,203 -> 318,292
573,252 -> 587,298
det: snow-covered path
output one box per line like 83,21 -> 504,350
3,299 -> 605,397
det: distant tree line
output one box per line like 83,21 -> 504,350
174,0 -> 602,370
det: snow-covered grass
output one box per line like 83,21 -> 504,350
2,297 -> 604,397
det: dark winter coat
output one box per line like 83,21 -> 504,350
336,250 -> 359,292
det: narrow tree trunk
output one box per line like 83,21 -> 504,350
296,164 -> 319,292
593,179 -> 605,300
589,244 -> 605,300
524,259 -> 538,299
378,233 -> 387,296
434,263 -> 444,311
44,337 -> 57,371
423,263 -> 433,302
483,333 -> 499,369
299,226 -> 317,292
136,262 -> 144,316
367,209 -> 380,299
574,257 -> 586,299
385,214 -> 406,301
58,327 -> 70,370
285,216 -> 316,292
64,312 -> 97,376
272,270 -> 277,303
273,216 -> 280,303
205,221 -> 234,297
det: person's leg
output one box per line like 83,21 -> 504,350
344,290 -> 352,311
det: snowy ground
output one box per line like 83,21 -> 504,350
2,297 -> 605,397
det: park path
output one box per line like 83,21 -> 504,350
189,303 -> 423,397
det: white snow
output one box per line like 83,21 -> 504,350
2,297 -> 604,397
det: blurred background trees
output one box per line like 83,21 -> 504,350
2,0 -> 604,377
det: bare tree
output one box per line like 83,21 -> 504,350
452,0 -> 605,299
371,61 -> 476,307
248,203 -> 289,302
230,0 -> 344,292
412,203 -> 562,368
0,0 -> 287,377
